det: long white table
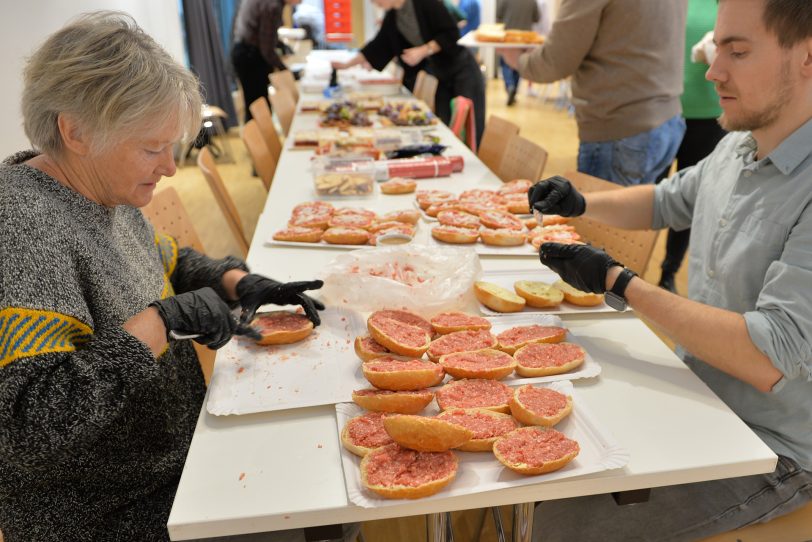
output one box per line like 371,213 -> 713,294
167,91 -> 777,540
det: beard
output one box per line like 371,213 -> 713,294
717,59 -> 794,132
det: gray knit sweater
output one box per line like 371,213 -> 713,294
0,151 -> 247,541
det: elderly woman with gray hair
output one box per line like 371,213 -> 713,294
0,12 -> 326,542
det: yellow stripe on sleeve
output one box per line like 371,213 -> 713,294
0,307 -> 93,368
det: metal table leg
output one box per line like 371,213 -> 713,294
512,502 -> 534,542
426,512 -> 448,542
492,506 -> 507,542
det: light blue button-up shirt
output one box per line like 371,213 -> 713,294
653,119 -> 812,470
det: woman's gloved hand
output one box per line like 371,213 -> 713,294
236,274 -> 325,326
150,287 -> 257,349
528,176 -> 587,217
539,243 -> 622,294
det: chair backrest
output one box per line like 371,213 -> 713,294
249,97 -> 283,163
414,70 -> 439,112
141,186 -> 206,253
497,133 -> 548,183
478,115 -> 520,175
414,70 -> 427,98
196,147 -> 250,257
269,89 -> 296,136
270,69 -> 299,103
242,120 -> 276,191
449,96 -> 477,152
565,170 -> 660,275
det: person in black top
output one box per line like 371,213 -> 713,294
332,0 -> 486,146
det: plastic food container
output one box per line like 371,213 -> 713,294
312,156 -> 375,197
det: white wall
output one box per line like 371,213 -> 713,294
0,1 -> 185,157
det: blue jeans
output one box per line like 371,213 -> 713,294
577,114 -> 686,186
533,456 -> 812,542
500,57 -> 520,92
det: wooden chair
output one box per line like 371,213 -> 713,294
478,115 -> 520,176
249,97 -> 283,164
269,88 -> 296,136
242,119 -> 276,191
497,133 -> 548,183
196,147 -> 250,257
270,69 -> 299,103
565,170 -> 659,276
140,187 -> 216,384
413,70 -> 439,112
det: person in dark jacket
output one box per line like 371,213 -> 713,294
231,0 -> 302,123
332,0 -> 486,146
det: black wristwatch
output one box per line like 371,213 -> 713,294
605,267 -> 638,311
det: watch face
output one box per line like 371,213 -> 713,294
605,291 -> 627,311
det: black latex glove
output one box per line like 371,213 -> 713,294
528,176 -> 587,217
236,274 -> 325,326
150,287 -> 259,349
539,243 -> 622,294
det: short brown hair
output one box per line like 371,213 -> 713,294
23,11 -> 202,155
763,0 -> 812,48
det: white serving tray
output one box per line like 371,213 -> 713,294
458,31 -> 545,49
336,380 -> 629,508
478,269 -> 619,315
206,313 -> 599,416
206,307 -> 367,415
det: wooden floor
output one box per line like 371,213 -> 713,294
153,79 -> 812,542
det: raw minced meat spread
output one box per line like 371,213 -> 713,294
364,444 -> 457,487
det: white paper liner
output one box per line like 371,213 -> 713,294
336,381 -> 630,508
477,269 -> 622,316
206,307 -> 367,415
207,312 -> 600,415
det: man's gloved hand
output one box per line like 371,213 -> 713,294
150,287 -> 251,349
236,274 -> 325,326
528,176 -> 587,217
539,243 -> 622,294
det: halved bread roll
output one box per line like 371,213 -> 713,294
360,443 -> 458,499
272,226 -> 324,243
493,426 -> 579,475
321,226 -> 370,245
508,384 -> 573,427
382,414 -> 473,452
426,329 -> 498,362
479,228 -> 527,247
354,335 -> 392,362
553,280 -> 605,307
380,178 -> 417,194
352,388 -> 435,414
436,408 -> 520,452
362,357 -> 445,391
340,412 -> 395,457
438,349 -> 516,380
430,312 -> 492,335
474,281 -> 526,313
514,342 -> 585,377
513,280 -> 564,308
435,379 -> 512,413
367,313 -> 432,358
432,225 -> 479,244
252,311 -> 314,345
496,324 -> 567,354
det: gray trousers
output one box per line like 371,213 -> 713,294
533,456 -> 812,542
193,523 -> 360,542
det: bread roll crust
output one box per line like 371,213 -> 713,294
513,342 -> 585,377
352,388 -> 435,414
493,427 -> 579,475
474,281 -> 526,313
508,384 -> 573,427
367,315 -> 431,358
553,280 -> 605,307
362,358 -> 445,391
436,408 -> 519,452
382,415 -> 474,452
253,312 -> 314,345
360,444 -> 458,499
513,280 -> 564,308
438,349 -> 517,380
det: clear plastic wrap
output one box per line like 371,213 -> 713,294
317,244 -> 482,315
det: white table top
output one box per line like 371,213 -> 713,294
167,93 -> 777,540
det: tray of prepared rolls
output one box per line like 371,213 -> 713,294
206,308 -> 600,415
475,269 -> 621,315
335,379 -> 629,507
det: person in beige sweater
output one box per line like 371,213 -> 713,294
500,0 -> 688,186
